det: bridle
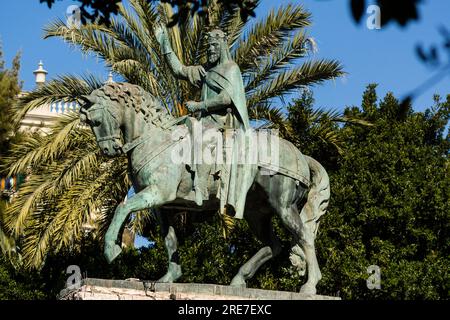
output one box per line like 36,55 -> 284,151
82,98 -> 188,155
85,103 -> 152,155
86,104 -> 122,145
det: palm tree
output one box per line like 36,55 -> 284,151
288,88 -> 373,160
3,0 -> 344,268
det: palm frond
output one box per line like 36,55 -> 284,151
309,123 -> 344,155
248,103 -> 291,135
219,211 -> 235,239
43,19 -> 156,90
43,18 -> 120,61
220,3 -> 248,49
112,2 -> 164,93
5,175 -> 54,237
288,102 -> 372,155
234,4 -> 312,74
247,59 -> 344,109
0,224 -> 16,255
6,115 -> 90,176
12,156 -> 128,269
128,210 -> 154,236
245,31 -> 309,93
13,74 -> 102,124
336,115 -> 374,127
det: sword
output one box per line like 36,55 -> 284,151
225,108 -> 233,129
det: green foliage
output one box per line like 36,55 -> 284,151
0,44 -> 25,266
0,42 -> 447,299
315,86 -> 450,299
287,88 -> 372,169
177,218 -> 259,285
0,256 -> 46,300
148,86 -> 446,300
288,89 -> 342,169
0,47 -> 22,157
140,214 -> 307,292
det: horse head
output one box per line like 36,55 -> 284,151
80,82 -> 172,157
79,90 -> 123,157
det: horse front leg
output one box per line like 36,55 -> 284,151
104,185 -> 172,263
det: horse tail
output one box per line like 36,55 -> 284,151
301,155 -> 330,235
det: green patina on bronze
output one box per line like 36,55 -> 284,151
79,27 -> 331,295
155,25 -> 253,217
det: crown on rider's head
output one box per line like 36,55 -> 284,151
206,29 -> 227,42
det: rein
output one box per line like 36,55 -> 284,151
89,104 -> 122,144
97,134 -> 122,143
131,131 -> 188,176
121,115 -> 189,154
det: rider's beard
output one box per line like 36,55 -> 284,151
208,52 -> 220,65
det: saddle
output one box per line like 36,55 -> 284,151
172,114 -> 311,215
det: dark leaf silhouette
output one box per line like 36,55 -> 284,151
429,46 -> 439,66
377,0 -> 421,27
39,0 -> 257,27
350,0 -> 365,24
416,45 -> 428,63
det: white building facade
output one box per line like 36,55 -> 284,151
19,61 -> 82,133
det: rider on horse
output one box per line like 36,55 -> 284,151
155,25 -> 254,219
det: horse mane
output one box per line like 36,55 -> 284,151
90,82 -> 172,126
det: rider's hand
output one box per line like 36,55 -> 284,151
195,66 -> 207,78
153,22 -> 168,46
186,101 -> 204,113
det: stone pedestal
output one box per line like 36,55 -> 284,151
59,278 -> 341,300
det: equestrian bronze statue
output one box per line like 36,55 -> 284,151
79,26 -> 330,295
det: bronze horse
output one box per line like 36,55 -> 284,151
80,83 -> 330,295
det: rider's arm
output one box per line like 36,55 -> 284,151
161,41 -> 187,79
160,35 -> 204,86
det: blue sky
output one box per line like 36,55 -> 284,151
0,0 -> 448,113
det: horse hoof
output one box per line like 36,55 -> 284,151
157,274 -> 174,283
158,264 -> 182,283
230,275 -> 247,288
104,243 -> 122,263
157,272 -> 181,283
299,283 -> 317,295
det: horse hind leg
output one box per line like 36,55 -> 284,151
275,203 -> 320,295
230,211 -> 282,287
273,177 -> 327,295
156,210 -> 182,283
292,205 -> 322,295
296,156 -> 330,295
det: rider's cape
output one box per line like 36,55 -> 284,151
185,62 -> 254,219
203,61 -> 250,130
205,62 -> 254,219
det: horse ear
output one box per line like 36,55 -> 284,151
79,95 -> 92,105
78,95 -> 95,122
79,106 -> 88,122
